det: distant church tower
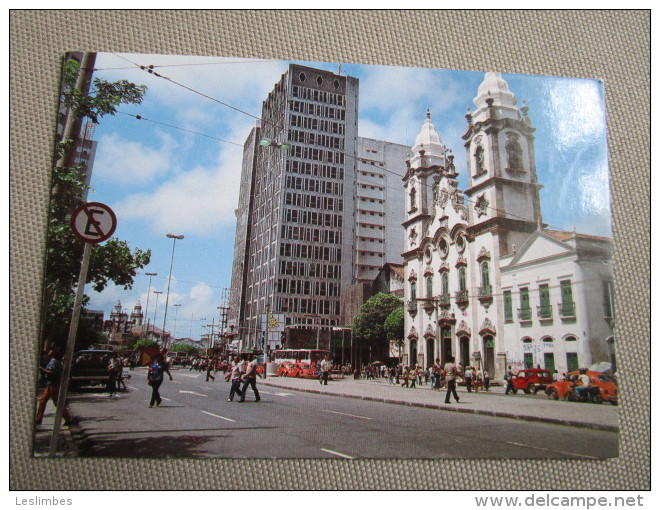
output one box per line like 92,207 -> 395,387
131,301 -> 144,327
463,72 -> 543,256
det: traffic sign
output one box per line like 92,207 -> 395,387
70,202 -> 117,243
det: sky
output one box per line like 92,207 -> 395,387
81,52 -> 611,343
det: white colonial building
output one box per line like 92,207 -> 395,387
402,73 -> 614,380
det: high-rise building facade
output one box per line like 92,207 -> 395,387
230,64 -> 359,348
229,64 -> 409,350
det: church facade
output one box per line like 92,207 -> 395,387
402,73 -> 614,380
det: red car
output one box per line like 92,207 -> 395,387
545,370 -> 618,405
511,368 -> 553,394
277,362 -> 299,377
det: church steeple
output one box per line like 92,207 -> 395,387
409,109 -> 448,170
463,72 -> 543,256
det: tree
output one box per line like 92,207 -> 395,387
42,55 -> 150,348
352,293 -> 403,363
170,343 -> 199,357
384,306 -> 405,358
132,338 -> 159,351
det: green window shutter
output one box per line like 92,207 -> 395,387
441,272 -> 449,295
504,290 -> 513,322
539,284 -> 551,318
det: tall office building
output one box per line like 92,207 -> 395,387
229,64 -> 409,350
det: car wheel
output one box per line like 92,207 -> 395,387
591,393 -> 603,405
512,388 -> 518,395
526,383 -> 535,394
610,401 -> 618,406
547,388 -> 559,400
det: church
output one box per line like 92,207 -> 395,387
401,72 -> 615,380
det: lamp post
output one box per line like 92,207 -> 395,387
152,291 -> 163,337
172,303 -> 181,340
143,272 -> 158,333
162,233 -> 184,348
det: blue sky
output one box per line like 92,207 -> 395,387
84,52 -> 611,342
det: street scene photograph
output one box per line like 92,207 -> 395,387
33,51 -> 618,460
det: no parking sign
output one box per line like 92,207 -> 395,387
70,201 -> 117,243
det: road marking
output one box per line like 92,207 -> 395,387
260,391 -> 293,397
322,410 -> 371,420
177,373 -> 202,379
321,448 -> 355,459
201,410 -> 236,423
179,390 -> 208,397
127,386 -> 140,391
506,441 -> 601,460
160,397 -> 172,401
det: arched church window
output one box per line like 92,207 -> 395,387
480,261 -> 490,287
410,280 -> 417,301
458,267 -> 467,292
426,275 -> 433,298
474,145 -> 485,175
441,271 -> 449,295
505,132 -> 524,173
409,186 -> 417,210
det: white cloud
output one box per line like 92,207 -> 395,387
113,142 -> 243,236
95,132 -> 174,186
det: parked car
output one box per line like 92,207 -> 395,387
70,349 -> 114,389
545,370 -> 618,405
511,368 -> 553,394
276,362 -> 299,377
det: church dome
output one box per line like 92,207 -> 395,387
409,110 -> 447,169
472,72 -> 519,121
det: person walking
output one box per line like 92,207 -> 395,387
320,356 -> 331,385
35,347 -> 74,426
464,365 -> 473,393
483,369 -> 491,391
206,356 -> 216,382
147,353 -> 172,408
238,355 -> 261,402
107,354 -> 120,397
225,356 -> 244,401
504,366 -> 515,395
444,356 -> 460,404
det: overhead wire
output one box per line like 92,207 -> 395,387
100,54 -> 602,236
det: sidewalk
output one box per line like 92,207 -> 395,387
260,375 -> 619,432
32,398 -> 88,457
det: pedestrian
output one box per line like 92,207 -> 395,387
225,356 -> 244,401
147,352 -> 173,408
444,355 -> 460,404
475,367 -> 482,393
483,369 -> 491,391
401,366 -> 410,388
504,365 -> 515,395
320,356 -> 330,385
464,365 -> 473,392
115,356 -> 127,392
239,355 -> 261,402
432,358 -> 441,389
409,366 -> 417,389
206,356 -> 216,382
35,347 -> 74,426
107,353 -> 120,397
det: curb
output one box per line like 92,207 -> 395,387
260,381 -> 619,433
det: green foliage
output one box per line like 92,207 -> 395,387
170,343 -> 199,356
42,56 -> 150,346
132,338 -> 159,351
353,293 -> 403,346
384,306 -> 405,343
61,58 -> 147,123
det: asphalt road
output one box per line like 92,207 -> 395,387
66,368 -> 618,459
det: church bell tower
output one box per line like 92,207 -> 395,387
462,72 -> 543,256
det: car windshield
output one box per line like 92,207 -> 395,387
597,375 -> 614,382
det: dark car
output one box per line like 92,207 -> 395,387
511,368 -> 553,394
70,349 -> 114,389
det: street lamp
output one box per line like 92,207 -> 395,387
162,233 -> 184,348
153,290 -> 163,333
259,139 -> 291,150
143,272 -> 158,335
172,303 -> 182,340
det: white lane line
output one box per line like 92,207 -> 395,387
506,441 -> 601,460
177,373 -> 202,379
201,410 -> 236,423
160,397 -> 172,401
259,391 -> 293,397
127,386 -> 140,391
322,409 -> 371,420
179,390 -> 208,397
321,448 -> 355,459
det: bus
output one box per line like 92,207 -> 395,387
271,349 -> 332,378
273,349 -> 331,365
